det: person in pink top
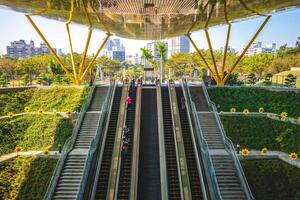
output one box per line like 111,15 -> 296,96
126,96 -> 132,104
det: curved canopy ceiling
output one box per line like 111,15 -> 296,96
0,0 -> 300,40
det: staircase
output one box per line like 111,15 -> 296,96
51,86 -> 110,200
189,85 -> 251,200
198,113 -> 225,149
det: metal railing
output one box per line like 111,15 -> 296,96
77,81 -> 116,199
182,81 -> 222,200
201,82 -> 254,200
43,83 -> 97,200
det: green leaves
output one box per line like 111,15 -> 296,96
241,159 -> 300,200
0,115 -> 73,155
0,157 -> 57,200
221,116 -> 300,155
209,87 -> 300,118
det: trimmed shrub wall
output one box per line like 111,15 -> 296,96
221,115 -> 300,154
241,159 -> 300,200
208,87 -> 300,118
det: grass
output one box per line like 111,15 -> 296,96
0,114 -> 73,156
208,87 -> 300,118
221,115 -> 300,154
0,156 -> 57,200
241,159 -> 300,200
0,86 -> 90,116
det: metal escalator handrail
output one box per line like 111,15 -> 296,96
43,83 -> 97,200
168,81 -> 192,200
107,82 -> 129,200
130,83 -> 142,200
89,81 -> 120,200
77,81 -> 116,199
182,81 -> 222,200
201,83 -> 254,200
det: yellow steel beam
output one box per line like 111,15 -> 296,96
186,33 -> 216,77
79,32 -> 111,82
221,0 -> 231,78
78,3 -> 93,80
78,28 -> 93,80
204,29 -> 220,80
223,15 -> 271,82
25,15 -> 76,83
204,2 -> 216,29
65,0 -> 77,80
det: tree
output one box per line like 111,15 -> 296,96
263,73 -> 273,86
16,55 -> 50,84
241,54 -> 275,78
140,47 -> 155,67
96,56 -> 120,76
0,74 -> 9,87
155,42 -> 167,80
284,74 -> 296,87
246,73 -> 257,85
0,57 -> 17,85
166,53 -> 202,79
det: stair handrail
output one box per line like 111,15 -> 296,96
201,82 -> 254,200
43,83 -> 97,200
182,81 -> 222,200
77,80 -> 116,199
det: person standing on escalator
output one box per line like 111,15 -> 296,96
181,96 -> 186,110
126,96 -> 132,108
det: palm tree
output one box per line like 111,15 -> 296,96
155,42 -> 167,81
140,47 -> 153,66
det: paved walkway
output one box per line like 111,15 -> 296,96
0,151 -> 61,163
238,150 -> 300,168
0,112 -> 73,120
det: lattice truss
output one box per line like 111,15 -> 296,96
186,0 -> 271,85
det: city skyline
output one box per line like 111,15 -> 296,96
0,6 -> 300,57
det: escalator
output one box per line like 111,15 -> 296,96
161,86 -> 181,200
137,87 -> 161,200
117,86 -> 137,199
94,85 -> 123,200
175,86 -> 203,199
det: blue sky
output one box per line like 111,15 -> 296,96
0,6 -> 299,56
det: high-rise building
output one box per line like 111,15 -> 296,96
167,36 -> 190,57
246,42 -> 276,56
103,38 -> 125,62
219,46 -> 236,54
6,40 -> 58,59
113,51 -> 125,62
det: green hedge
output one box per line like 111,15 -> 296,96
221,116 -> 300,154
208,87 -> 300,118
0,115 -> 73,156
241,159 -> 300,200
0,157 -> 57,200
0,87 -> 90,116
